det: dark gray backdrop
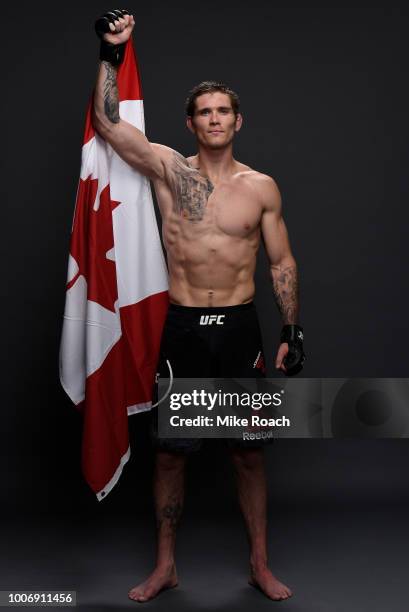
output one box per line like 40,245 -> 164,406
2,4 -> 409,605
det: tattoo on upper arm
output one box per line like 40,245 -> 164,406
271,264 -> 299,325
102,61 -> 120,124
171,151 -> 214,221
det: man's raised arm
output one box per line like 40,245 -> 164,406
92,9 -> 166,180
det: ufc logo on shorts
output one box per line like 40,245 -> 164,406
200,314 -> 225,325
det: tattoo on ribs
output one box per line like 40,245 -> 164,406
172,151 -> 214,221
102,61 -> 120,124
271,264 -> 299,325
157,495 -> 182,531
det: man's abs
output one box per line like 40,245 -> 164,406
165,231 -> 259,306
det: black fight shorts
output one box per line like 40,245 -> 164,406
152,302 -> 272,453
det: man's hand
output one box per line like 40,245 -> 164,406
275,343 -> 289,374
95,10 -> 135,45
276,325 -> 305,376
95,9 -> 136,67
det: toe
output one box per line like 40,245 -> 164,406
129,588 -> 144,601
136,589 -> 149,602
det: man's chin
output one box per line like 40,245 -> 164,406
202,137 -> 234,150
207,142 -> 227,150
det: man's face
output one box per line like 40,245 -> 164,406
187,92 -> 242,149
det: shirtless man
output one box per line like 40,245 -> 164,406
92,8 -> 305,603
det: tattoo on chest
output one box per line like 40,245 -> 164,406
172,151 -> 214,221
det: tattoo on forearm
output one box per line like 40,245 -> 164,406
172,151 -> 214,221
102,61 -> 120,124
156,494 -> 182,532
271,264 -> 299,325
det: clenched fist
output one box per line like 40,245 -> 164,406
95,9 -> 135,44
95,9 -> 135,66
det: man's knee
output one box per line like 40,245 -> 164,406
229,447 -> 264,472
155,449 -> 187,473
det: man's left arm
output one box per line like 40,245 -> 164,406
259,176 -> 305,375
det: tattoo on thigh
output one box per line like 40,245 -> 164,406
172,151 -> 214,221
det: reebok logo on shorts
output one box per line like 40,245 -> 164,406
200,314 -> 225,325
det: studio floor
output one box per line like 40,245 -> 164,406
1,505 -> 407,611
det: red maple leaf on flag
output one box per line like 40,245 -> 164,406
68,175 -> 120,313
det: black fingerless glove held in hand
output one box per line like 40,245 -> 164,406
95,8 -> 129,66
280,324 -> 306,376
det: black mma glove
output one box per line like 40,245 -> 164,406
280,324 -> 305,376
95,9 -> 129,66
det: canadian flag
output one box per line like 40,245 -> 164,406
59,39 -> 169,500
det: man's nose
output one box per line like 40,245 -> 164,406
209,112 -> 220,124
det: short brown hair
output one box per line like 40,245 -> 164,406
185,81 -> 240,117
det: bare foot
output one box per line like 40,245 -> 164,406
128,564 -> 178,603
249,566 -> 293,601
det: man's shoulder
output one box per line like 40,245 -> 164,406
150,146 -> 196,183
238,168 -> 278,186
151,143 -> 177,160
237,169 -> 280,203
152,144 -> 194,166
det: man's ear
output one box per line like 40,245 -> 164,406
235,113 -> 243,132
186,116 -> 196,134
